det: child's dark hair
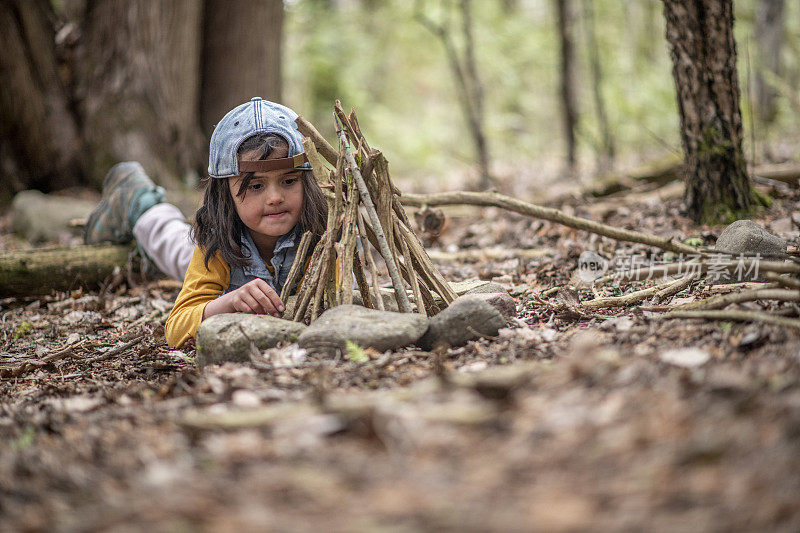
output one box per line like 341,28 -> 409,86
193,133 -> 328,269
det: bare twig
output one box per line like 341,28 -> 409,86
766,272 -> 800,290
661,310 -> 800,329
400,190 -> 697,255
335,113 -> 412,313
296,116 -> 337,166
280,231 -> 313,302
582,277 -> 685,309
677,288 -> 800,311
83,334 -> 146,365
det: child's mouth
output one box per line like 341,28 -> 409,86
265,211 -> 288,219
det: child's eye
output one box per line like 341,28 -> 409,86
284,177 -> 299,186
249,182 -> 263,191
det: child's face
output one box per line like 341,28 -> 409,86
229,145 -> 304,248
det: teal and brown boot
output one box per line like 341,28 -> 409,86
83,162 -> 165,244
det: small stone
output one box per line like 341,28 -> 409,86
298,305 -> 429,354
714,220 -> 786,282
196,314 -> 306,369
450,279 -> 508,296
715,219 -> 786,256
461,291 -> 517,320
659,347 -> 710,368
418,294 -> 506,350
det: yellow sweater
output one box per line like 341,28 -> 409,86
165,246 -> 231,348
165,245 -> 316,348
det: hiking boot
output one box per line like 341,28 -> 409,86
83,162 -> 165,244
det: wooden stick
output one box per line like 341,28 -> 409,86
280,231 -> 313,302
296,116 -> 337,166
352,248 -> 375,309
357,210 -> 385,311
400,190 -> 699,255
336,170 -> 360,305
661,310 -> 800,329
678,287 -> 800,311
83,334 -> 146,364
293,232 -> 329,321
394,217 -> 458,303
301,137 -> 332,188
766,272 -> 800,290
656,273 -> 697,301
582,277 -> 686,309
396,223 -> 426,316
336,119 -> 412,313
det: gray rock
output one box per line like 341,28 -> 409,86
450,279 -> 509,296
298,304 -> 429,354
419,294 -> 506,350
11,190 -> 96,243
714,220 -> 787,283
715,219 -> 786,257
196,313 -> 306,369
461,291 -> 517,321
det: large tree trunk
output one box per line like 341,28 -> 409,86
0,0 -> 86,197
74,0 -> 206,189
200,0 -> 283,133
555,0 -> 578,174
662,0 -> 755,224
754,0 -> 785,129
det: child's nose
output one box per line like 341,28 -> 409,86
264,183 -> 283,205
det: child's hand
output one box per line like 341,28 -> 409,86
227,279 -> 285,316
204,279 -> 285,319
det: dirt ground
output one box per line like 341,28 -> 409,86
2,182 -> 800,532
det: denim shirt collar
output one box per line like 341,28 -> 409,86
240,224 -> 302,278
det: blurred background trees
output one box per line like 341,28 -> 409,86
1,0 -> 799,223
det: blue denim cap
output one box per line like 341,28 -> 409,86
208,97 -> 311,178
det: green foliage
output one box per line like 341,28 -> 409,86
285,0 -> 800,190
683,237 -> 703,247
345,339 -> 368,363
285,0 -> 682,183
13,426 -> 36,450
12,321 -> 33,340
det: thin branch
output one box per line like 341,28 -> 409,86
335,115 -> 412,312
661,310 -> 800,330
401,190 -> 698,254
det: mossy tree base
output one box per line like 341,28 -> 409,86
664,0 -> 756,225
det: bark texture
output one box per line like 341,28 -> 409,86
663,0 -> 754,224
0,245 -> 131,297
0,0 -> 86,196
75,0 -> 206,189
555,0 -> 578,173
200,0 -> 283,133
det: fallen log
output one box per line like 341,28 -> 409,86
0,245 -> 131,298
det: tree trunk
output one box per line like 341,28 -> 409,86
74,0 -> 206,189
0,0 -> 86,197
662,0 -> 755,224
754,0 -> 785,128
200,0 -> 283,133
582,0 -> 615,173
555,0 -> 578,173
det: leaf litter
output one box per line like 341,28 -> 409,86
1,187 -> 800,530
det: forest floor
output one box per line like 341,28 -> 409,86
1,179 -> 800,531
